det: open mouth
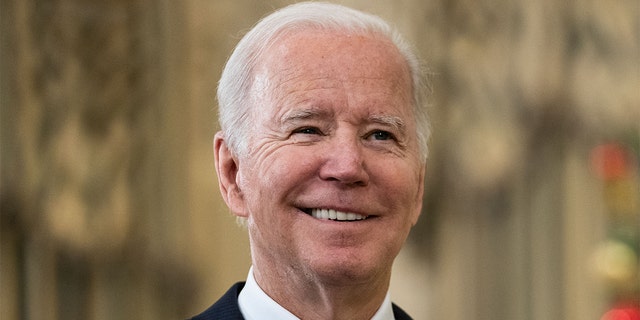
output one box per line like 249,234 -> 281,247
302,208 -> 369,221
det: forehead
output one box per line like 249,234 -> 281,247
264,30 -> 408,78
252,29 -> 413,112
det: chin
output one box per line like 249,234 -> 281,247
307,255 -> 390,285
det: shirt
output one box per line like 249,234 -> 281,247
238,267 -> 395,320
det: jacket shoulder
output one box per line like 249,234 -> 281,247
392,303 -> 414,320
188,282 -> 246,320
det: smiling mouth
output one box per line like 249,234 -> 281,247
303,208 -> 369,221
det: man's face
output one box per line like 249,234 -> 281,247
227,30 -> 425,284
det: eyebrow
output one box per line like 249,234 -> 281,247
279,108 -> 332,124
368,114 -> 406,133
279,108 -> 406,133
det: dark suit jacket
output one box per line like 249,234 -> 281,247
190,282 -> 413,320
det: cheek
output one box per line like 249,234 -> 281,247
368,170 -> 419,245
373,162 -> 423,214
265,147 -> 318,178
242,148 -> 317,207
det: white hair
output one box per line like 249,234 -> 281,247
217,1 -> 431,161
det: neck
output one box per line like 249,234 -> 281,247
251,260 -> 391,320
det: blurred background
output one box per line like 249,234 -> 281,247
1,0 -> 638,319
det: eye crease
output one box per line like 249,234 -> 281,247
290,127 -> 399,143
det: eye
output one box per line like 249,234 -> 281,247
293,127 -> 322,135
368,130 -> 396,141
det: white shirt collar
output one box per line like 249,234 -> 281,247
238,266 -> 396,320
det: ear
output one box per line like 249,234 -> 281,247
410,163 -> 426,226
214,132 -> 248,218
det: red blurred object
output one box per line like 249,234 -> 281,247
591,143 -> 635,181
601,303 -> 640,320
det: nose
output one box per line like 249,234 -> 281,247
318,135 -> 369,187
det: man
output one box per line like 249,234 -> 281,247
191,2 -> 430,319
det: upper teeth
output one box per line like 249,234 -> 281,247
310,209 -> 367,221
